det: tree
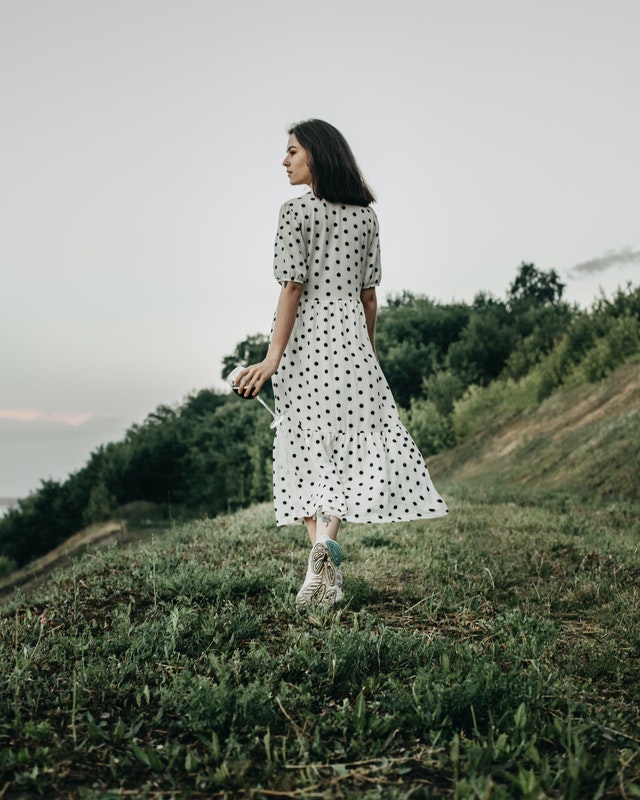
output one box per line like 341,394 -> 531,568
446,294 -> 517,386
508,262 -> 565,309
503,264 -> 575,379
376,293 -> 470,408
422,370 -> 466,416
180,399 -> 273,514
83,482 -> 116,525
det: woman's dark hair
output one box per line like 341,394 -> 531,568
288,119 -> 376,206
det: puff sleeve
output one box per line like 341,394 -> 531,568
273,202 -> 309,285
362,208 -> 382,289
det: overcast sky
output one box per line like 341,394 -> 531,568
1,0 -> 639,499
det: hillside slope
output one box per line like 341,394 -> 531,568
2,494 -> 640,797
430,361 -> 640,500
0,520 -> 128,600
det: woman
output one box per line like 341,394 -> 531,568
236,119 -> 448,606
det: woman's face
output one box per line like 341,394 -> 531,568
283,133 -> 312,187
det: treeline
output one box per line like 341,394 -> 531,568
397,270 -> 640,453
1,265 -> 639,576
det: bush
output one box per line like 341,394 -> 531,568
0,555 -> 17,579
422,369 -> 465,416
401,399 -> 456,455
83,482 -> 117,525
578,314 -> 640,383
452,373 -> 542,443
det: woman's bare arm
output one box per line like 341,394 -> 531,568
360,287 -> 377,356
237,281 -> 305,396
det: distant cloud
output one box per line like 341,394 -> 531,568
0,411 -> 124,449
0,409 -> 98,426
569,246 -> 640,278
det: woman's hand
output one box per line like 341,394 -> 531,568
235,281 -> 304,397
236,357 -> 279,397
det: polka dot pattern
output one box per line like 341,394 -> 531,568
271,192 -> 448,526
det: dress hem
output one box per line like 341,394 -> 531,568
275,508 -> 449,527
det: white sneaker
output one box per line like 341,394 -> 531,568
296,542 -> 344,607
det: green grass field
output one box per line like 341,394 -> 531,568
1,486 -> 640,799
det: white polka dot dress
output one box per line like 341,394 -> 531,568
271,192 -> 448,526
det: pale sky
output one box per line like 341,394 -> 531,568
1,0 -> 639,498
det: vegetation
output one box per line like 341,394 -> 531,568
0,393 -> 273,569
2,264 -> 639,796
1,489 -> 639,798
430,360 -> 640,505
1,266 -> 639,575
449,284 -> 640,444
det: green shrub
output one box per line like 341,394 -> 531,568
401,399 -> 456,454
82,482 -> 116,525
573,314 -> 640,384
0,555 -> 17,579
451,373 -> 540,442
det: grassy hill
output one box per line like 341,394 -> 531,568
1,487 -> 639,798
430,361 -> 640,501
0,520 -> 141,601
2,343 -> 640,797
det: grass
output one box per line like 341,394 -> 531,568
1,487 -> 640,799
